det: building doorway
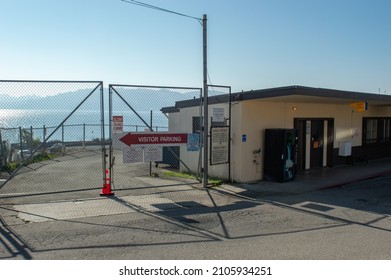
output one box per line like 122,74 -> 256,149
294,118 -> 334,172
310,120 -> 324,168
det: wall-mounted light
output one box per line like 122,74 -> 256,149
292,107 -> 297,111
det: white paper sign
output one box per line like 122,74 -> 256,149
144,146 -> 163,162
123,147 -> 143,163
212,108 -> 225,122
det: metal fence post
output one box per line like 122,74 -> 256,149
0,128 -> 3,167
30,126 -> 33,153
83,123 -> 86,149
19,126 -> 23,159
62,124 -> 65,144
43,125 -> 46,152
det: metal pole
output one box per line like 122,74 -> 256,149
197,89 -> 203,181
102,83 -> 109,192
228,86 -> 232,182
30,126 -> 33,153
43,125 -> 46,152
105,85 -> 114,195
202,14 -> 208,188
150,110 -> 152,176
19,127 -> 23,159
83,123 -> 86,149
61,124 -> 64,144
0,128 -> 3,166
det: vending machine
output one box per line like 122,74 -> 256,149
264,129 -> 297,182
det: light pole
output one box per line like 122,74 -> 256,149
202,14 -> 208,188
121,1 -> 209,188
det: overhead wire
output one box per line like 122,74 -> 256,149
120,0 -> 202,25
121,0 -> 228,106
207,71 -> 228,104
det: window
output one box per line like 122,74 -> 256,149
365,119 -> 377,144
384,119 -> 391,142
363,117 -> 391,145
192,116 -> 203,133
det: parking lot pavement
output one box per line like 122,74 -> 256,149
1,153 -> 390,259
1,175 -> 390,260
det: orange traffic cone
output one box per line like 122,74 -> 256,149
100,169 -> 114,196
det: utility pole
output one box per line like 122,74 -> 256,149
202,14 -> 208,188
120,1 -> 209,188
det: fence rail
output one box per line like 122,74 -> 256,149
0,123 -> 168,167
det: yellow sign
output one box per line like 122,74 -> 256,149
350,101 -> 368,112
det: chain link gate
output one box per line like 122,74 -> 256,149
0,80 -> 106,197
108,84 -> 203,192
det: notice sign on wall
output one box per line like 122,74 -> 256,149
210,126 -> 229,165
212,108 -> 225,122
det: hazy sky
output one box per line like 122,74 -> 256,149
1,0 -> 390,94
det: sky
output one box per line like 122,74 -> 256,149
1,0 -> 390,95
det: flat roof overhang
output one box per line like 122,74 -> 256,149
246,94 -> 391,106
161,86 -> 391,112
236,86 -> 391,106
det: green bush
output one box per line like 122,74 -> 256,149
5,153 -> 56,172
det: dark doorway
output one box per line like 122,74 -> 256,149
294,118 -> 334,172
296,120 -> 307,172
310,120 -> 324,168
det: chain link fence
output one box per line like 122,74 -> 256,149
108,84 -> 203,191
207,85 -> 232,182
0,80 -> 106,196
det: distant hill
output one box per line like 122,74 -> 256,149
0,88 -> 201,111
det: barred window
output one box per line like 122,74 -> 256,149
363,117 -> 391,145
365,119 -> 377,144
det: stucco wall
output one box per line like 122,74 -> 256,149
168,106 -> 201,174
166,103 -> 231,180
233,100 -> 391,182
168,98 -> 391,183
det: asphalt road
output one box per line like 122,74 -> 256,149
0,173 -> 390,260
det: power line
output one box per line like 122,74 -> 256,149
120,0 -> 202,24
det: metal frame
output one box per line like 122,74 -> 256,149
207,84 -> 232,182
108,84 -> 203,188
0,80 -> 105,190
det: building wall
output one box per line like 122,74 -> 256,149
167,106 -> 200,174
167,103 -> 231,179
234,100 -> 391,182
168,98 -> 391,183
234,101 -> 288,182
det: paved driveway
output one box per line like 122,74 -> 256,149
0,173 -> 390,259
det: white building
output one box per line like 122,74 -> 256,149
162,86 -> 391,183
